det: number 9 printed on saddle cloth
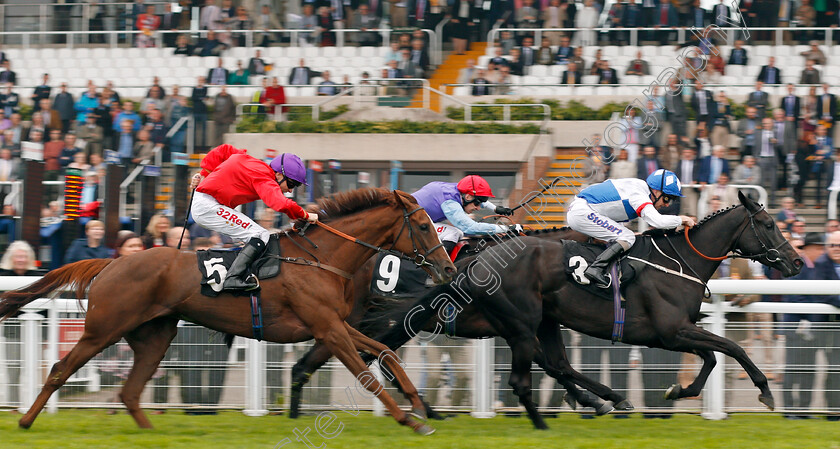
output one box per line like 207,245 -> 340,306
190,144 -> 317,291
566,169 -> 695,288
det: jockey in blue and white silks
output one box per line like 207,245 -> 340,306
411,175 -> 517,251
566,169 -> 695,287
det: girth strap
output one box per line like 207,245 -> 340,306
250,291 -> 264,341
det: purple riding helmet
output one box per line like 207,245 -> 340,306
269,153 -> 309,186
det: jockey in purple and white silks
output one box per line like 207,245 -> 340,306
566,169 -> 696,288
411,175 -> 519,252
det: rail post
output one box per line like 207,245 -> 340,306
19,312 -> 44,414
244,338 -> 268,416
471,338 -> 495,418
701,296 -> 727,420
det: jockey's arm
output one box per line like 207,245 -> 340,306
480,200 -> 498,212
441,200 -> 506,235
638,204 -> 683,229
199,144 -> 247,177
254,178 -> 308,221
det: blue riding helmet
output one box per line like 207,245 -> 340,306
646,169 -> 684,197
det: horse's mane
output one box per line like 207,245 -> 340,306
641,204 -> 743,238
316,188 -> 411,222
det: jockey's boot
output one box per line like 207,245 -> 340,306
223,238 -> 266,291
584,243 -> 626,288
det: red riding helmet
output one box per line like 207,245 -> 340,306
456,175 -> 495,198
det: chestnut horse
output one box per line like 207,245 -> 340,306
0,189 -> 455,434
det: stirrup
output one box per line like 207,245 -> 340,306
244,274 -> 260,291
596,273 -> 612,289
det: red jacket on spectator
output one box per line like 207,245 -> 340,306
43,140 -> 63,172
263,85 -> 287,114
196,144 -> 306,219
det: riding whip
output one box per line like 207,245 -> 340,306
177,187 -> 195,250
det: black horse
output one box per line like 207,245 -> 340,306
366,192 -> 801,422
288,227 -> 618,430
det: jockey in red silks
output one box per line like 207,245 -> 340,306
190,144 -> 318,290
411,175 -> 518,253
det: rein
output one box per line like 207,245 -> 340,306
683,206 -> 785,263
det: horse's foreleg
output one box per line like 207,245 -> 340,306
289,343 -> 333,419
670,325 -> 774,410
19,333 -> 119,429
315,320 -> 434,435
664,349 -> 716,401
535,321 -> 628,411
121,318 -> 179,429
506,336 -> 547,430
342,323 -> 427,421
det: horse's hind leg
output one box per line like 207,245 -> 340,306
289,342 -> 332,419
342,323 -> 428,421
121,318 -> 178,429
536,320 -> 629,410
505,335 -> 547,430
19,333 -> 119,429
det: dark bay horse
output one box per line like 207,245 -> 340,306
289,227 -> 619,430
0,189 -> 455,434
368,192 -> 802,422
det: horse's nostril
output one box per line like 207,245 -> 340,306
445,266 -> 456,275
794,258 -> 804,268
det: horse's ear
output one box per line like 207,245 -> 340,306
393,190 -> 407,208
738,190 -> 759,212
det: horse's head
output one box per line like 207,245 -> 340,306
734,191 -> 803,277
391,190 -> 456,285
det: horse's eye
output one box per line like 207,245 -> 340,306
765,222 -> 773,229
419,224 -> 429,231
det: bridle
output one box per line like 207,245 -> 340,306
314,204 -> 444,268
685,205 -> 786,263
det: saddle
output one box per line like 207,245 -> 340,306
196,234 -> 282,297
562,238 -> 652,301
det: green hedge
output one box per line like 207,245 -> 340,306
235,119 -> 542,134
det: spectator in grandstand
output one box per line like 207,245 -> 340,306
136,4 -> 161,48
247,49 -> 269,79
733,154 -> 761,186
663,78 -> 688,138
146,76 -> 167,100
93,96 -> 113,143
756,56 -> 782,85
573,0 -> 598,46
625,50 -> 649,76
620,0 -> 644,45
748,81 -> 770,118
384,40 -> 402,64
200,0 -> 221,31
539,0 -> 563,45
102,81 -> 122,106
263,76 -> 287,116
636,146 -> 660,179
488,46 -> 508,68
162,85 -> 182,124
516,0 -> 540,27
795,0 -> 817,43
825,219 -> 840,240
816,83 -> 836,129
288,58 -> 322,85
207,57 -> 229,86
145,107 -> 168,160
174,34 -> 197,55
447,0 -> 473,55
588,48 -> 605,75
800,59 -> 821,85
702,171 -> 739,213
534,37 -> 553,66
30,74 -> 51,113
554,35 -> 575,65
315,6 -> 336,47
727,39 -> 748,66
168,96 -> 190,154
65,219 -> 112,264
606,0 -> 625,44
1,83 -> 19,117
132,128 -> 156,165
398,48 -> 419,81
142,213 -> 172,248
0,110 -> 9,132
159,3 -> 181,48
212,86 -> 236,146
693,124 -> 712,159
227,60 -> 250,85
710,90 -> 732,147
191,77 -> 209,151
698,144 -> 730,186
596,60 -> 619,84
507,48 -> 524,76
457,59 -> 476,84
471,69 -> 492,96
497,31 -> 515,55
691,80 -> 715,130
494,67 -> 514,95
773,200 -> 797,228
199,30 -> 228,57
737,105 -> 759,160
801,40 -> 827,65
0,61 -> 15,85
809,124 -> 834,208
410,39 -> 431,78
74,85 -> 98,126
780,84 -> 801,128
674,147 -> 699,216
0,44 -> 6,66
706,45 -> 725,75
58,134 -> 80,169
256,4 -> 282,47
52,85 -> 75,133
3,113 -> 21,149
561,62 -> 582,84
68,151 -> 91,173
0,147 -> 19,183
316,71 -> 339,96
608,148 -> 636,179
296,4 -> 319,46
114,120 -> 135,166
773,108 -> 797,192
754,116 -> 782,201
231,6 -> 254,47
113,101 -> 142,134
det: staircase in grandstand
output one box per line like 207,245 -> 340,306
412,42 -> 486,112
522,148 -> 586,229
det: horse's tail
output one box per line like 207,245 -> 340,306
0,258 -> 113,321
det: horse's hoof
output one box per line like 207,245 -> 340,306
595,401 -> 614,416
665,384 -> 682,400
288,411 -> 299,420
613,399 -> 634,411
535,421 -> 550,430
758,394 -> 775,411
410,407 -> 428,422
18,419 -> 31,430
413,424 -> 436,436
